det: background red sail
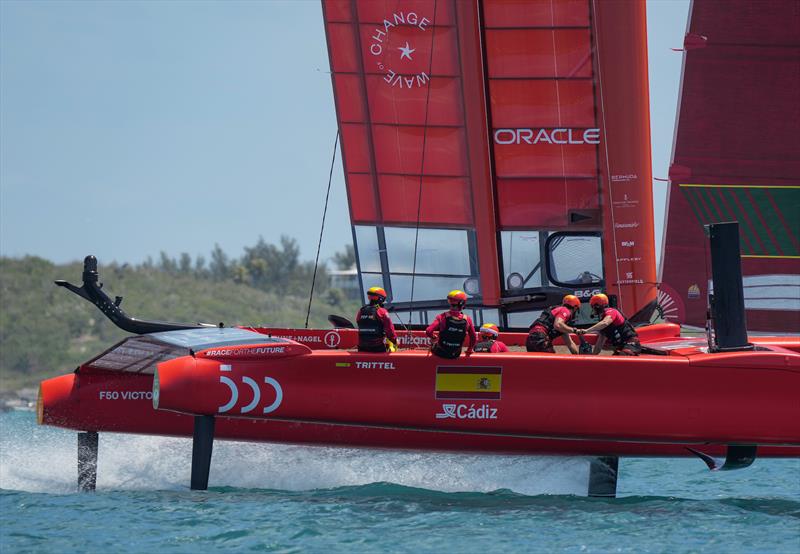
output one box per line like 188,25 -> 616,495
323,0 -> 656,327
660,0 -> 800,333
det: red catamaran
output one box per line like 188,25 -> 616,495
38,0 -> 800,497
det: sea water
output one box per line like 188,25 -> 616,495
1,411 -> 798,553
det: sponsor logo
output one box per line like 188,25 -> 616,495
687,284 -> 701,299
621,240 -> 635,247
614,222 -> 639,229
368,11 -> 431,88
617,271 -> 644,285
573,288 -> 602,298
355,361 -> 396,369
204,346 -> 286,357
275,335 -> 322,343
436,403 -> 498,420
493,128 -> 600,145
324,331 -> 341,348
218,369 -> 283,415
98,390 -> 153,400
397,335 -> 431,347
612,193 -> 640,208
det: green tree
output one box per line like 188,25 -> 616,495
178,253 -> 192,275
332,244 -> 356,270
241,236 -> 300,292
209,244 -> 230,281
159,252 -> 177,274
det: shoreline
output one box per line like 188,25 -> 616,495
0,388 -> 37,412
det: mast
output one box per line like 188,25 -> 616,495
591,0 -> 658,316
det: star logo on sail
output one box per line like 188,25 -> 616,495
368,11 -> 432,89
397,42 -> 415,60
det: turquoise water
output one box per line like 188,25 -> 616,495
2,411 -> 798,553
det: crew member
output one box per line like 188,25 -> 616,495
356,287 -> 397,353
474,323 -> 509,353
526,295 -> 582,354
425,290 -> 477,359
582,293 -> 641,356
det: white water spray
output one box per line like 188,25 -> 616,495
1,412 -> 590,495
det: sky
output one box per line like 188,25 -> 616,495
0,0 -> 690,268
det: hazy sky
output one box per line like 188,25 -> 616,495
0,0 -> 690,267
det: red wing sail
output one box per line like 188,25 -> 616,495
324,1 -> 499,324
660,0 -> 800,332
485,0 -> 657,323
323,0 -> 656,327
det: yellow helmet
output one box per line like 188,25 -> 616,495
367,286 -> 387,303
447,289 -> 467,309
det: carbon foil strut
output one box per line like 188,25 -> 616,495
687,445 -> 757,471
588,456 -> 619,497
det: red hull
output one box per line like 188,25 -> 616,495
40,330 -> 800,459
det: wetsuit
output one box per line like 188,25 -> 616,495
526,306 -> 574,353
356,303 -> 397,352
425,310 -> 476,359
599,307 -> 640,356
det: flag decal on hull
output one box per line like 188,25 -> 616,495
435,367 -> 502,400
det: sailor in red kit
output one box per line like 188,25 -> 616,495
582,293 -> 641,356
473,323 -> 509,353
425,290 -> 477,359
356,287 -> 398,353
526,295 -> 582,354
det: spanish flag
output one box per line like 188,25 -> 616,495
435,367 -> 502,400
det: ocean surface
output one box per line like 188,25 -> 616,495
1,410 -> 798,553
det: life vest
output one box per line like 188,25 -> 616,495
432,315 -> 467,359
474,339 -> 494,353
600,309 -> 638,347
530,306 -> 572,340
357,304 -> 386,351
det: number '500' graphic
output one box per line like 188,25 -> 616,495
218,367 -> 282,414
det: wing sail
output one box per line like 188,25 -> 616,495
660,0 -> 800,332
323,0 -> 657,327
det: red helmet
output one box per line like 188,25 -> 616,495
479,323 -> 499,337
562,294 -> 581,309
590,293 -> 609,309
447,289 -> 467,309
367,286 -> 387,303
